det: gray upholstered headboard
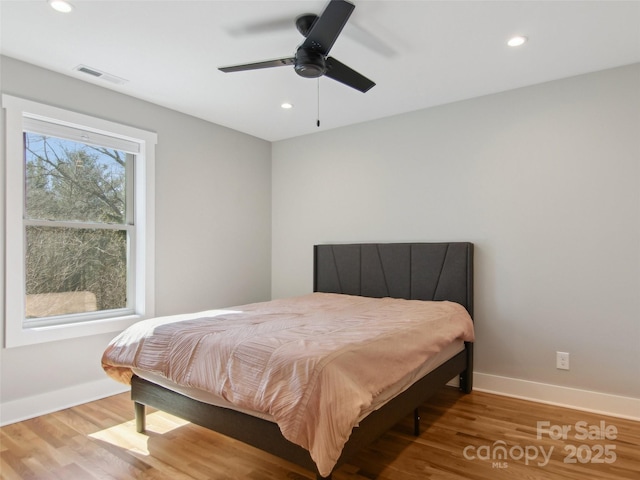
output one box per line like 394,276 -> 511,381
314,243 -> 474,317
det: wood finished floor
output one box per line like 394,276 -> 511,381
1,387 -> 638,479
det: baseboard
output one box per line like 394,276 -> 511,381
0,378 -> 129,426
473,372 -> 640,421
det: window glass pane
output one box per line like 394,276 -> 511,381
25,226 -> 127,318
24,133 -> 127,224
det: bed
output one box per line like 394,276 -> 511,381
102,242 -> 474,479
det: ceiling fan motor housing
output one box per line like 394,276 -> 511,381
295,48 -> 326,78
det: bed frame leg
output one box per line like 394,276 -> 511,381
459,371 -> 472,394
459,342 -> 474,394
134,401 -> 146,433
413,408 -> 421,436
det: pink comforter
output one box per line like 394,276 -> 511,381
102,293 -> 474,476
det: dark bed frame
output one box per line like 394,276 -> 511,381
131,242 -> 474,479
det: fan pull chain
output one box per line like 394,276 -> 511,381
317,78 -> 321,127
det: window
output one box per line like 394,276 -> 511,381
3,95 -> 156,347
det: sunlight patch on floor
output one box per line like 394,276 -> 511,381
89,411 -> 191,455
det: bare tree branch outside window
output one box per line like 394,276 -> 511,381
24,133 -> 129,317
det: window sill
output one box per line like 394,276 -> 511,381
4,314 -> 144,348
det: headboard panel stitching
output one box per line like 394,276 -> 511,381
330,246 -> 343,294
375,244 -> 390,298
408,245 -> 413,298
431,243 -> 450,300
359,246 -> 363,296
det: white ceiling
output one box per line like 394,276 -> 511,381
1,0 -> 639,142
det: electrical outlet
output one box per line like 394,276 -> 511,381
556,351 -> 570,370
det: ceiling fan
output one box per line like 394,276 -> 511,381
219,0 -> 375,93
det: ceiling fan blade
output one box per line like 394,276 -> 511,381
345,21 -> 397,58
219,57 -> 295,73
324,57 -> 375,93
225,17 -> 292,37
301,0 -> 354,55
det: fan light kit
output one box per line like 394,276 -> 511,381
219,0 -> 375,93
49,0 -> 74,13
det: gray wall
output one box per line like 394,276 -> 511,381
0,56 -> 272,411
2,56 -> 638,420
272,64 -> 640,398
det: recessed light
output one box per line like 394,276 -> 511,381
281,102 -> 293,109
49,0 -> 74,13
507,35 -> 527,47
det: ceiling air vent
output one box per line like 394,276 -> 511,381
73,65 -> 128,85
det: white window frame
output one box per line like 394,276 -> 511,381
3,94 -> 156,347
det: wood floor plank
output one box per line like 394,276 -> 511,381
1,387 -> 638,479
